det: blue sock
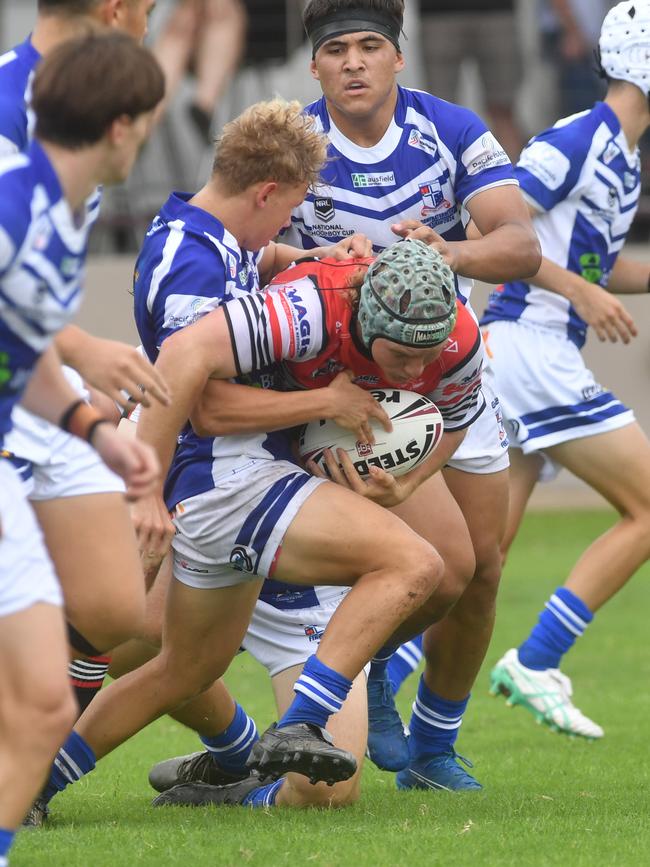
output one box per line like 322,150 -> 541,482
241,778 -> 285,807
369,643 -> 398,680
200,703 -> 258,774
409,676 -> 469,757
387,634 -> 423,695
0,828 -> 15,865
518,587 -> 593,671
278,655 -> 352,729
42,730 -> 96,804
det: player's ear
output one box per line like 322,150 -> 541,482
310,59 -> 320,81
394,51 -> 405,74
99,0 -> 122,26
256,181 -> 278,208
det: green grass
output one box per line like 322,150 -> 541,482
13,510 -> 650,867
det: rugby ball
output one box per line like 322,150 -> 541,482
298,389 -> 444,478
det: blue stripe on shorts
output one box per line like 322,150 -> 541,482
521,391 -> 629,441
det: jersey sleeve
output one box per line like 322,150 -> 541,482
515,122 -> 589,212
222,277 -> 327,376
428,331 -> 486,431
0,163 -> 30,278
137,238 -> 230,353
449,105 -> 518,206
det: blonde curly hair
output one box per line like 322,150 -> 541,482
212,99 -> 328,194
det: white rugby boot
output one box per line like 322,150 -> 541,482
489,648 -> 604,740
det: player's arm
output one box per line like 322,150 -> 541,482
607,256 -> 650,295
258,234 -> 372,282
191,371 -> 390,444
55,324 -> 172,410
20,344 -> 160,500
393,186 -> 541,283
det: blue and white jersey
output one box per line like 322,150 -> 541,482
481,102 -> 640,348
133,192 -> 293,509
0,141 -> 90,445
0,37 -> 40,156
283,86 -> 517,303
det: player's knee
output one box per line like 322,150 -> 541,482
400,541 -> 444,603
155,651 -> 222,703
14,680 -> 76,750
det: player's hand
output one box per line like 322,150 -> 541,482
391,220 -> 456,268
307,448 -> 413,507
571,278 -> 637,343
130,490 -> 176,571
91,424 -> 162,501
71,336 -> 172,412
327,233 -> 373,260
326,370 -> 392,443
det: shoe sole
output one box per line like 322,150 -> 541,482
248,744 -> 357,786
489,668 -> 601,741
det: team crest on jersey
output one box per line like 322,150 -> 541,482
408,129 -> 437,157
314,197 -> 335,222
419,181 -> 450,216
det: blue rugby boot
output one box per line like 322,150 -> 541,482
396,748 -> 482,792
366,668 -> 409,772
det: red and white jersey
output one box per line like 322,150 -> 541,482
222,258 -> 485,431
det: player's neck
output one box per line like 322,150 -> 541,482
325,88 -> 398,148
189,184 -> 248,246
605,87 -> 650,151
31,14 -> 103,56
39,140 -> 100,212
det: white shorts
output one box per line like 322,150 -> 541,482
171,459 -> 325,590
0,459 -> 63,618
446,371 -> 510,474
243,585 -> 349,677
6,368 -> 124,500
483,320 -> 634,463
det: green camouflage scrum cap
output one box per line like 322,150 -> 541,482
358,238 -> 457,349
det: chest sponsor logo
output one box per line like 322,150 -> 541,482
314,197 -> 335,222
579,253 -> 602,284
351,171 -> 396,188
420,180 -> 451,216
408,129 -> 437,157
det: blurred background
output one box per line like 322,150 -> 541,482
1,0 -> 648,505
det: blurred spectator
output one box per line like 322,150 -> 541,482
153,0 -> 247,143
539,0 -> 615,118
417,0 -> 524,161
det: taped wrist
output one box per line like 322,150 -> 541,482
59,399 -> 110,443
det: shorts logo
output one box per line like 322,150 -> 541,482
314,197 -> 335,222
304,625 -> 324,642
230,545 -> 254,572
351,171 -> 395,188
582,383 -> 605,400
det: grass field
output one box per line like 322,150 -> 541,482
12,509 -> 650,867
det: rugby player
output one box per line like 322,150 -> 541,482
0,0 -> 169,740
278,0 -> 541,790
0,33 -> 163,865
485,0 -> 650,739
148,238 -> 491,809
37,100 -> 448,811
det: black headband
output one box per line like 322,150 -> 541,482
306,9 -> 402,56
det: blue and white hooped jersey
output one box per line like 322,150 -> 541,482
0,141 -> 90,445
481,102 -> 641,348
0,37 -> 40,157
133,192 -> 293,509
283,86 -> 518,303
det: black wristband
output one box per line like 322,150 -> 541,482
86,418 -> 110,445
59,398 -> 86,432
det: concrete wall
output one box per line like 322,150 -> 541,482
80,251 -> 650,510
